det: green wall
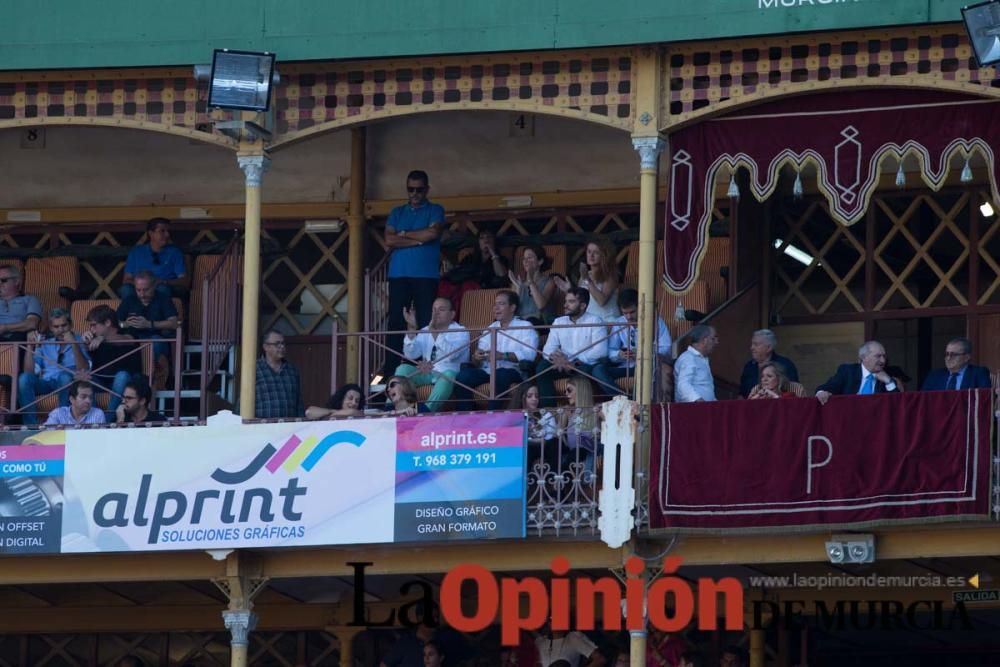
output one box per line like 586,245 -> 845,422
2,0 -> 969,71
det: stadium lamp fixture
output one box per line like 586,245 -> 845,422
980,200 -> 996,217
773,238 -> 816,267
208,49 -> 276,112
826,534 -> 875,565
963,1 -> 1000,67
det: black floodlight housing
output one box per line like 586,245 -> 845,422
963,1 -> 1000,67
208,49 -> 276,111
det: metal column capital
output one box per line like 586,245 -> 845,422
222,608 -> 258,647
631,136 -> 665,171
237,154 -> 271,187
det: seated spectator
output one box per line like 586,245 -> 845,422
509,244 -> 558,325
719,646 -> 746,667
439,230 -> 510,315
594,288 -> 672,396
117,271 -> 179,364
559,377 -> 598,461
747,361 -> 801,399
18,307 -> 86,424
452,290 -> 539,411
115,380 -> 166,424
536,287 -> 607,406
384,375 -> 428,415
677,651 -> 704,667
509,382 -> 558,470
0,264 -> 41,342
555,239 -> 620,322
423,640 -> 446,667
394,297 -> 470,412
44,380 -> 105,426
306,383 -> 366,420
674,325 -> 719,403
921,337 -> 992,391
255,329 -> 303,419
82,305 -> 142,414
739,329 -> 799,398
121,218 -> 188,299
815,340 -> 900,405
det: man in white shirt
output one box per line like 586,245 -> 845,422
593,288 -> 672,396
452,290 -> 539,410
674,324 -> 718,402
536,287 -> 608,406
394,297 -> 470,411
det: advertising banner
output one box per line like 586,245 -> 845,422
0,429 -> 66,554
650,390 -> 994,531
0,412 -> 525,555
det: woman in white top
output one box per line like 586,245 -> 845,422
556,239 -> 620,321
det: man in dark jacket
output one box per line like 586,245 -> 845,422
921,337 -> 992,391
816,340 -> 901,405
739,328 -> 798,397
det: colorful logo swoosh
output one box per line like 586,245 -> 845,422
211,430 -> 366,483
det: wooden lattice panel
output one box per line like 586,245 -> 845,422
664,24 -> 1000,128
272,49 -> 634,145
872,193 -> 970,310
773,198 -> 866,317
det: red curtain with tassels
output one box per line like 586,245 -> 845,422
664,90 -> 1000,293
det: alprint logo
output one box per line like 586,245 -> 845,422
93,430 -> 366,545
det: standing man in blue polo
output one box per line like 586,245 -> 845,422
384,170 -> 444,375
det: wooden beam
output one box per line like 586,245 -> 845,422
0,603 -> 335,634
0,187 -> 657,225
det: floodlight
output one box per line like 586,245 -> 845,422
963,1 -> 1000,67
208,49 -> 276,111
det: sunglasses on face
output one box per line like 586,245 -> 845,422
0,277 -> 14,284
407,186 -> 428,194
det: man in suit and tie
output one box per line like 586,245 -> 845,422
921,337 -> 992,391
815,340 -> 901,405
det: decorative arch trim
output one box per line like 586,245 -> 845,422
662,24 -> 1000,131
271,48 -> 634,147
0,116 -> 236,149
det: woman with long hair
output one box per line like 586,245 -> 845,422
555,238 -> 620,321
509,382 -> 559,470
509,244 -> 557,325
558,377 -> 597,455
305,383 -> 366,419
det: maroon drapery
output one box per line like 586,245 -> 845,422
663,90 -> 1000,292
649,390 -> 994,531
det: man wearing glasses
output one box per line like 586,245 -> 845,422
255,329 -> 303,419
115,380 -> 166,424
120,218 -> 189,300
921,337 -> 992,391
383,170 -> 444,375
0,264 -> 41,343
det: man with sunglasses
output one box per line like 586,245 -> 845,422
0,264 -> 41,343
120,218 -> 189,300
383,170 -> 444,375
921,337 -> 991,391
